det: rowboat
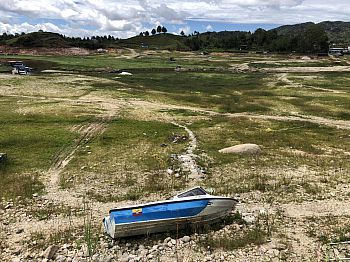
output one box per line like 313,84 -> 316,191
103,187 -> 237,238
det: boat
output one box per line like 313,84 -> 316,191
103,186 -> 238,238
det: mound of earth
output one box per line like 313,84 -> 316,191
219,143 -> 261,155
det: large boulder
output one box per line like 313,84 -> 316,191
219,144 -> 261,155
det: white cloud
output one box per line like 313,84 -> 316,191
205,24 -> 213,31
178,26 -> 191,35
0,0 -> 349,37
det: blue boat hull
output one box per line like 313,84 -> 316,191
104,197 -> 236,238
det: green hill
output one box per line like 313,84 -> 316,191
118,33 -> 187,50
6,31 -> 71,48
319,21 -> 350,44
274,21 -> 350,44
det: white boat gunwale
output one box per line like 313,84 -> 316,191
108,186 -> 237,213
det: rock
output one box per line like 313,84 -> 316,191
43,245 -> 59,259
181,236 -> 191,243
12,248 -> 21,255
15,228 -> 24,234
266,249 -> 280,257
276,243 -> 287,250
119,72 -> 133,76
242,214 -> 256,224
301,56 -> 311,60
81,244 -> 89,257
55,255 -> 66,262
164,237 -> 172,243
120,253 -> 129,262
219,144 -> 261,155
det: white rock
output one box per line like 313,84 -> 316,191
219,144 -> 262,155
119,72 -> 133,76
164,237 -> 172,243
181,236 -> 191,243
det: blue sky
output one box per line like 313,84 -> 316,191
0,0 -> 349,38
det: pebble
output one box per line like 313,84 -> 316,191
15,228 -> 24,234
43,245 -> 59,259
181,236 -> 191,243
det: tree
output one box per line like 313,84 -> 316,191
139,32 -> 144,36
180,30 -> 185,36
157,25 -> 162,34
161,26 -> 167,34
151,29 -> 156,35
145,31 -> 150,36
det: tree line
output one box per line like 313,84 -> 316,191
139,25 -> 168,36
0,24 -> 329,53
185,24 -> 329,53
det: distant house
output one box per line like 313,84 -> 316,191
140,42 -> 149,48
328,44 -> 350,56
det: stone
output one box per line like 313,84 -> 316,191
244,216 -> 256,224
266,249 -> 280,257
181,236 -> 191,243
120,253 -> 129,262
55,255 -> 66,262
43,245 -> 59,259
219,144 -> 262,155
276,243 -> 287,250
15,228 -> 24,234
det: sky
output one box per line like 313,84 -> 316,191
0,0 -> 349,38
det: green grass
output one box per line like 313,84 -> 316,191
26,203 -> 80,221
198,212 -> 273,251
0,98 -> 92,199
190,116 -> 350,200
64,118 -> 188,198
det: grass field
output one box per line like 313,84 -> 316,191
1,50 -> 350,260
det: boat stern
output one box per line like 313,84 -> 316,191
103,215 -> 116,238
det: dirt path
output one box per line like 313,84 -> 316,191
171,122 -> 203,182
263,65 -> 350,73
47,122 -> 106,190
275,73 -> 347,94
131,99 -> 350,130
282,199 -> 350,218
117,48 -> 139,59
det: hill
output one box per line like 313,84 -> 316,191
118,33 -> 187,50
274,21 -> 350,44
6,31 -> 71,48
